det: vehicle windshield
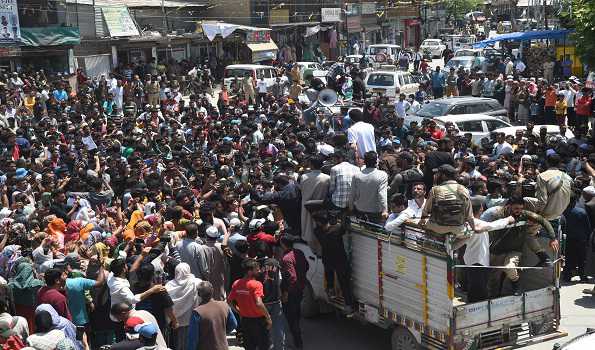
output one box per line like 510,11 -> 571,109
455,50 -> 477,57
423,41 -> 439,46
369,47 -> 390,55
225,69 -> 251,78
367,73 -> 395,86
415,101 -> 449,117
446,58 -> 473,69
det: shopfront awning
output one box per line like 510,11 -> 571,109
247,39 -> 278,62
473,29 -> 573,48
20,27 -> 80,47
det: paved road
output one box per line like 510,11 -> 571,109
228,281 -> 593,350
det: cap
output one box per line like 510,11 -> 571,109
434,164 -> 457,176
249,218 -> 266,232
125,317 -> 144,330
205,225 -> 220,238
15,168 -> 28,180
229,218 -> 242,228
545,149 -> 557,157
135,322 -> 158,338
0,313 -> 14,338
64,253 -> 81,269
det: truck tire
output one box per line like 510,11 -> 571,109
301,282 -> 319,318
391,326 -> 420,350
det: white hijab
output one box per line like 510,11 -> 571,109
165,263 -> 202,326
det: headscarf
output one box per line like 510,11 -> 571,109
85,231 -> 103,247
123,210 -> 144,241
64,221 -> 82,244
73,199 -> 95,225
8,260 -> 43,290
164,263 -> 202,327
46,218 -> 66,248
34,304 -> 79,350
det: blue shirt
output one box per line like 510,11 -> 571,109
563,206 -> 592,242
431,71 -> 445,88
53,89 -> 68,102
66,277 -> 96,326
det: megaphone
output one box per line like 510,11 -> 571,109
318,88 -> 338,107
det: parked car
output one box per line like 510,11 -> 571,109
365,69 -> 419,98
411,97 -> 508,125
445,56 -> 486,71
223,64 -> 277,90
296,61 -> 327,84
366,44 -> 401,64
493,125 -> 575,139
454,48 -> 483,57
434,114 -> 512,144
420,39 -> 446,58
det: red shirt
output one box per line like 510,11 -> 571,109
575,96 -> 592,117
37,287 -> 72,321
544,89 -> 557,107
228,278 -> 265,318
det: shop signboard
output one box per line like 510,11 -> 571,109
270,8 -> 289,25
102,6 -> 140,37
346,16 -> 361,32
321,8 -> 341,22
361,2 -> 377,15
0,0 -> 21,43
246,30 -> 271,43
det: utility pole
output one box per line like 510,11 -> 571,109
543,0 -> 548,29
161,0 -> 168,33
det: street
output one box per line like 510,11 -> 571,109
228,281 -> 593,349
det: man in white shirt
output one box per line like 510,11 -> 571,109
559,82 -> 577,127
347,109 -> 376,159
492,132 -> 513,159
256,76 -> 268,107
385,182 -> 426,232
394,93 -> 411,119
454,196 -> 514,302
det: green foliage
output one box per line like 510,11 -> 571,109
563,0 -> 595,67
443,0 -> 483,21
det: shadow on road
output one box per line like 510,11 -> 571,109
574,294 -> 595,309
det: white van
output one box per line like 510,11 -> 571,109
223,64 -> 278,90
366,44 -> 401,64
365,70 -> 418,98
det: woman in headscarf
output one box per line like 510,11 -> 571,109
8,260 -> 43,333
0,312 -> 30,346
46,217 -> 66,249
33,304 -> 80,350
165,262 -> 202,350
26,309 -> 75,350
123,210 -> 144,241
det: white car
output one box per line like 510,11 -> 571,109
434,114 -> 512,144
493,125 -> 575,139
454,48 -> 483,57
366,44 -> 401,64
296,62 -> 327,84
223,64 -> 277,90
420,39 -> 446,58
365,69 -> 419,98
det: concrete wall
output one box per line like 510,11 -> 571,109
204,0 -> 252,26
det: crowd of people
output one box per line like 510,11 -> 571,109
0,48 -> 591,350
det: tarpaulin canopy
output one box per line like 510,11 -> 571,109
201,22 -> 271,41
473,29 -> 573,48
20,27 -> 80,47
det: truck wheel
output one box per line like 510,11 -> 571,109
391,326 -> 420,350
301,282 -> 319,318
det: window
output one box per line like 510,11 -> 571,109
225,69 -> 251,78
485,119 -> 508,131
450,105 -> 466,114
397,74 -> 405,86
466,103 -> 489,114
367,73 -> 394,86
457,120 -> 484,132
402,74 -> 411,84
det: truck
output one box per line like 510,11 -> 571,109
296,218 -> 567,350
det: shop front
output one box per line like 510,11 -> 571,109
346,16 -> 362,55
247,39 -> 278,63
17,26 -> 80,73
403,18 -> 422,49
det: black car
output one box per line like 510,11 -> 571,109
409,96 -> 509,124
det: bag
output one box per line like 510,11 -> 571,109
432,184 -> 466,227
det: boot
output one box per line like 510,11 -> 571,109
511,280 -> 522,296
535,251 -> 552,267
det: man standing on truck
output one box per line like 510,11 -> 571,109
420,164 -> 475,235
385,183 -> 426,232
349,151 -> 389,223
481,195 -> 560,296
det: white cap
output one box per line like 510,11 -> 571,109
205,225 -> 220,238
583,186 -> 595,196
229,218 -> 242,228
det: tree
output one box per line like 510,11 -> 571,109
443,0 -> 483,22
560,0 -> 595,68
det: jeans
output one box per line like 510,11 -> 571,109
242,317 -> 271,350
266,301 -> 288,350
283,290 -> 303,348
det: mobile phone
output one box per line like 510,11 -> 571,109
76,326 -> 85,341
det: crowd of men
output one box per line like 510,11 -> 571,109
0,49 -> 591,350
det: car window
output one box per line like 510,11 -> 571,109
225,69 -> 250,78
416,102 -> 449,117
397,73 -> 404,86
367,73 -> 394,86
269,69 -> 277,78
450,104 -> 466,114
457,120 -> 484,132
485,119 -> 509,131
466,103 -> 489,113
404,73 -> 412,84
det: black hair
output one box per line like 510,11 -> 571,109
35,310 -> 53,333
546,153 -> 561,167
390,193 -> 407,207
197,281 -> 214,302
349,109 -> 363,123
137,263 -> 155,282
242,258 -> 260,274
185,222 -> 199,238
109,258 -> 127,277
364,151 -> 378,168
309,155 -> 324,169
508,194 -> 525,206
44,268 -> 62,286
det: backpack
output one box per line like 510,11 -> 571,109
432,184 -> 466,227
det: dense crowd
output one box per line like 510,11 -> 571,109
0,52 -> 591,350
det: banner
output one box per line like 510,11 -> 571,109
0,0 -> 21,43
101,6 -> 139,37
321,8 -> 341,22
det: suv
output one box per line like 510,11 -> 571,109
408,97 -> 508,125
